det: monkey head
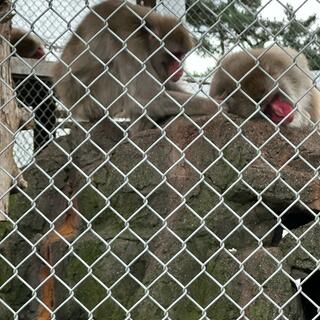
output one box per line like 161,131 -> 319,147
11,28 -> 45,59
145,14 -> 194,83
210,51 -> 295,125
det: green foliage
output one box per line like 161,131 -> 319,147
186,0 -> 320,69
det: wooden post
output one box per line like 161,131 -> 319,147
0,0 -> 28,221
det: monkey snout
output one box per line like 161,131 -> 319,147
167,60 -> 184,82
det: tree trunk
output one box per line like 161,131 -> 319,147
0,0 -> 27,221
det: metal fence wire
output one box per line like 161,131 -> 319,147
1,0 -> 320,319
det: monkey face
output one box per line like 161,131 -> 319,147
33,46 -> 45,59
212,79 -> 295,124
211,61 -> 296,124
264,96 -> 294,124
147,21 -> 194,83
209,49 -> 307,125
159,52 -> 186,82
148,42 -> 188,83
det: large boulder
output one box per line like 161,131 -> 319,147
1,114 -> 319,319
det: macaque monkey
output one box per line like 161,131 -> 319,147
53,0 -> 215,134
11,28 -> 45,59
210,46 -> 320,128
11,28 -> 55,151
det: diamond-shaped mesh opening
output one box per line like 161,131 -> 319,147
14,75 -> 56,155
1,0 -> 320,319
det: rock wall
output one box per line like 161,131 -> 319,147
1,114 -> 319,319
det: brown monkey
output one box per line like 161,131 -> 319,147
210,46 -> 320,128
11,28 -> 45,59
11,28 -> 55,151
53,0 -> 215,134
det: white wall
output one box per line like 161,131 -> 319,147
157,0 -> 186,19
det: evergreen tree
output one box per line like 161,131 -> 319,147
186,0 -> 320,69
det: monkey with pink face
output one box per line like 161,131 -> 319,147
210,46 -> 320,128
53,0 -> 216,134
11,28 -> 45,59
10,28 -> 56,151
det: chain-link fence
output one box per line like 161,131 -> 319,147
1,0 -> 320,319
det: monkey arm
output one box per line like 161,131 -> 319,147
163,90 -> 217,116
126,69 -> 216,117
128,91 -> 217,135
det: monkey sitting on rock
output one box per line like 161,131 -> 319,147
210,46 -> 320,129
53,0 -> 217,134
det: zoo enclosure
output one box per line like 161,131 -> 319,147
0,0 -> 320,319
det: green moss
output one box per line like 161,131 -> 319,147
0,258 -> 12,290
204,136 -> 256,198
60,238 -> 105,288
78,276 -> 106,306
111,191 -> 144,220
93,300 -> 127,320
0,221 -> 11,240
60,254 -> 87,287
248,297 -> 277,319
205,253 -> 241,319
169,297 -> 206,319
187,184 -> 220,218
9,193 -> 32,221
0,304 -> 11,319
77,240 -> 105,265
0,278 -> 31,313
78,185 -> 106,220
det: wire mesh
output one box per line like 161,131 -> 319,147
1,0 -> 320,319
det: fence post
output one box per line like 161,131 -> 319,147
0,0 -> 27,220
